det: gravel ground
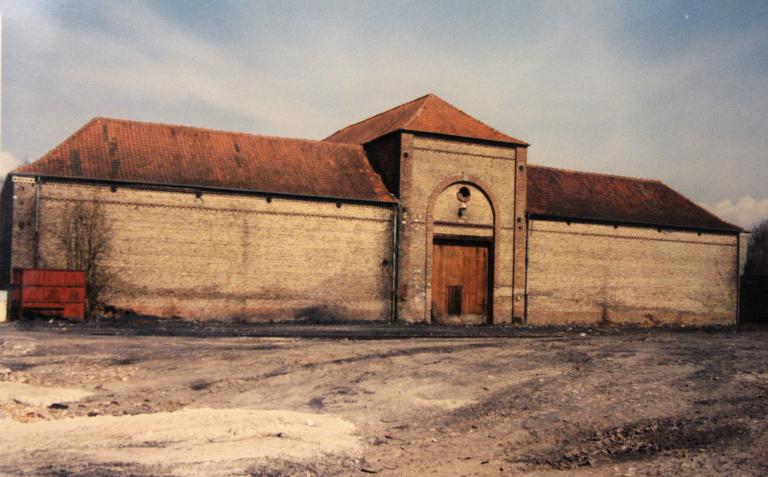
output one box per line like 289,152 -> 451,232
1,320 -> 766,476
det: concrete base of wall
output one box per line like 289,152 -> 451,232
526,310 -> 735,327
115,300 -> 389,323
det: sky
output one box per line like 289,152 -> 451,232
0,0 -> 766,229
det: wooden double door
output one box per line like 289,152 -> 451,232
431,238 -> 492,324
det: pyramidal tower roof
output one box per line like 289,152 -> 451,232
325,94 -> 528,146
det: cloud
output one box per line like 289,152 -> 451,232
0,150 -> 23,179
1,1 -> 766,208
701,196 -> 768,230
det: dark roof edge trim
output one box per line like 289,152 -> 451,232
527,213 -> 743,235
394,129 -> 529,148
12,174 -> 400,208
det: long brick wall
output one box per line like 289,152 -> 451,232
4,172 -> 740,326
526,220 -> 738,325
10,179 -> 395,321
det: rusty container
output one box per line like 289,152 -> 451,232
11,269 -> 87,321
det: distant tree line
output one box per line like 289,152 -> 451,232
745,217 -> 768,276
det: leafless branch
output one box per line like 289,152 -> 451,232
59,201 -> 112,317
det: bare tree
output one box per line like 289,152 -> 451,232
745,217 -> 768,276
60,201 -> 112,317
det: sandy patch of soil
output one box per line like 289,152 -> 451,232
0,381 -> 92,407
1,408 -> 359,476
0,336 -> 37,356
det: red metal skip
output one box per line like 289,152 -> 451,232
12,269 -> 87,321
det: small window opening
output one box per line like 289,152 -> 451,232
457,186 -> 471,202
447,286 -> 463,315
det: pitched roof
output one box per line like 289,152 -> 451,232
14,117 -> 395,203
527,165 -> 741,232
325,94 -> 528,146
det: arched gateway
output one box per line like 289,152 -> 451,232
426,180 -> 497,324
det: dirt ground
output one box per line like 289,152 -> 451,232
1,321 -> 767,476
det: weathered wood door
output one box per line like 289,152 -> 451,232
431,239 -> 491,323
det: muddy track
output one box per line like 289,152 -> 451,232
517,413 -> 753,471
2,327 -> 767,476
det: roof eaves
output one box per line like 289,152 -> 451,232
13,172 -> 400,206
401,128 -> 528,147
425,95 -> 529,146
526,212 -> 743,235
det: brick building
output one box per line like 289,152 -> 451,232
0,94 -> 746,325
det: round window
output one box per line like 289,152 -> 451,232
457,186 -> 471,203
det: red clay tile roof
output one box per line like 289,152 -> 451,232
527,165 -> 741,232
15,118 -> 395,203
325,94 -> 528,146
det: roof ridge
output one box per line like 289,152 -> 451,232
401,93 -> 435,129
91,117 -> 364,150
324,94 -> 432,140
417,95 -> 526,145
529,164 -> 662,184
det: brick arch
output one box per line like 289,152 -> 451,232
424,175 -> 502,323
